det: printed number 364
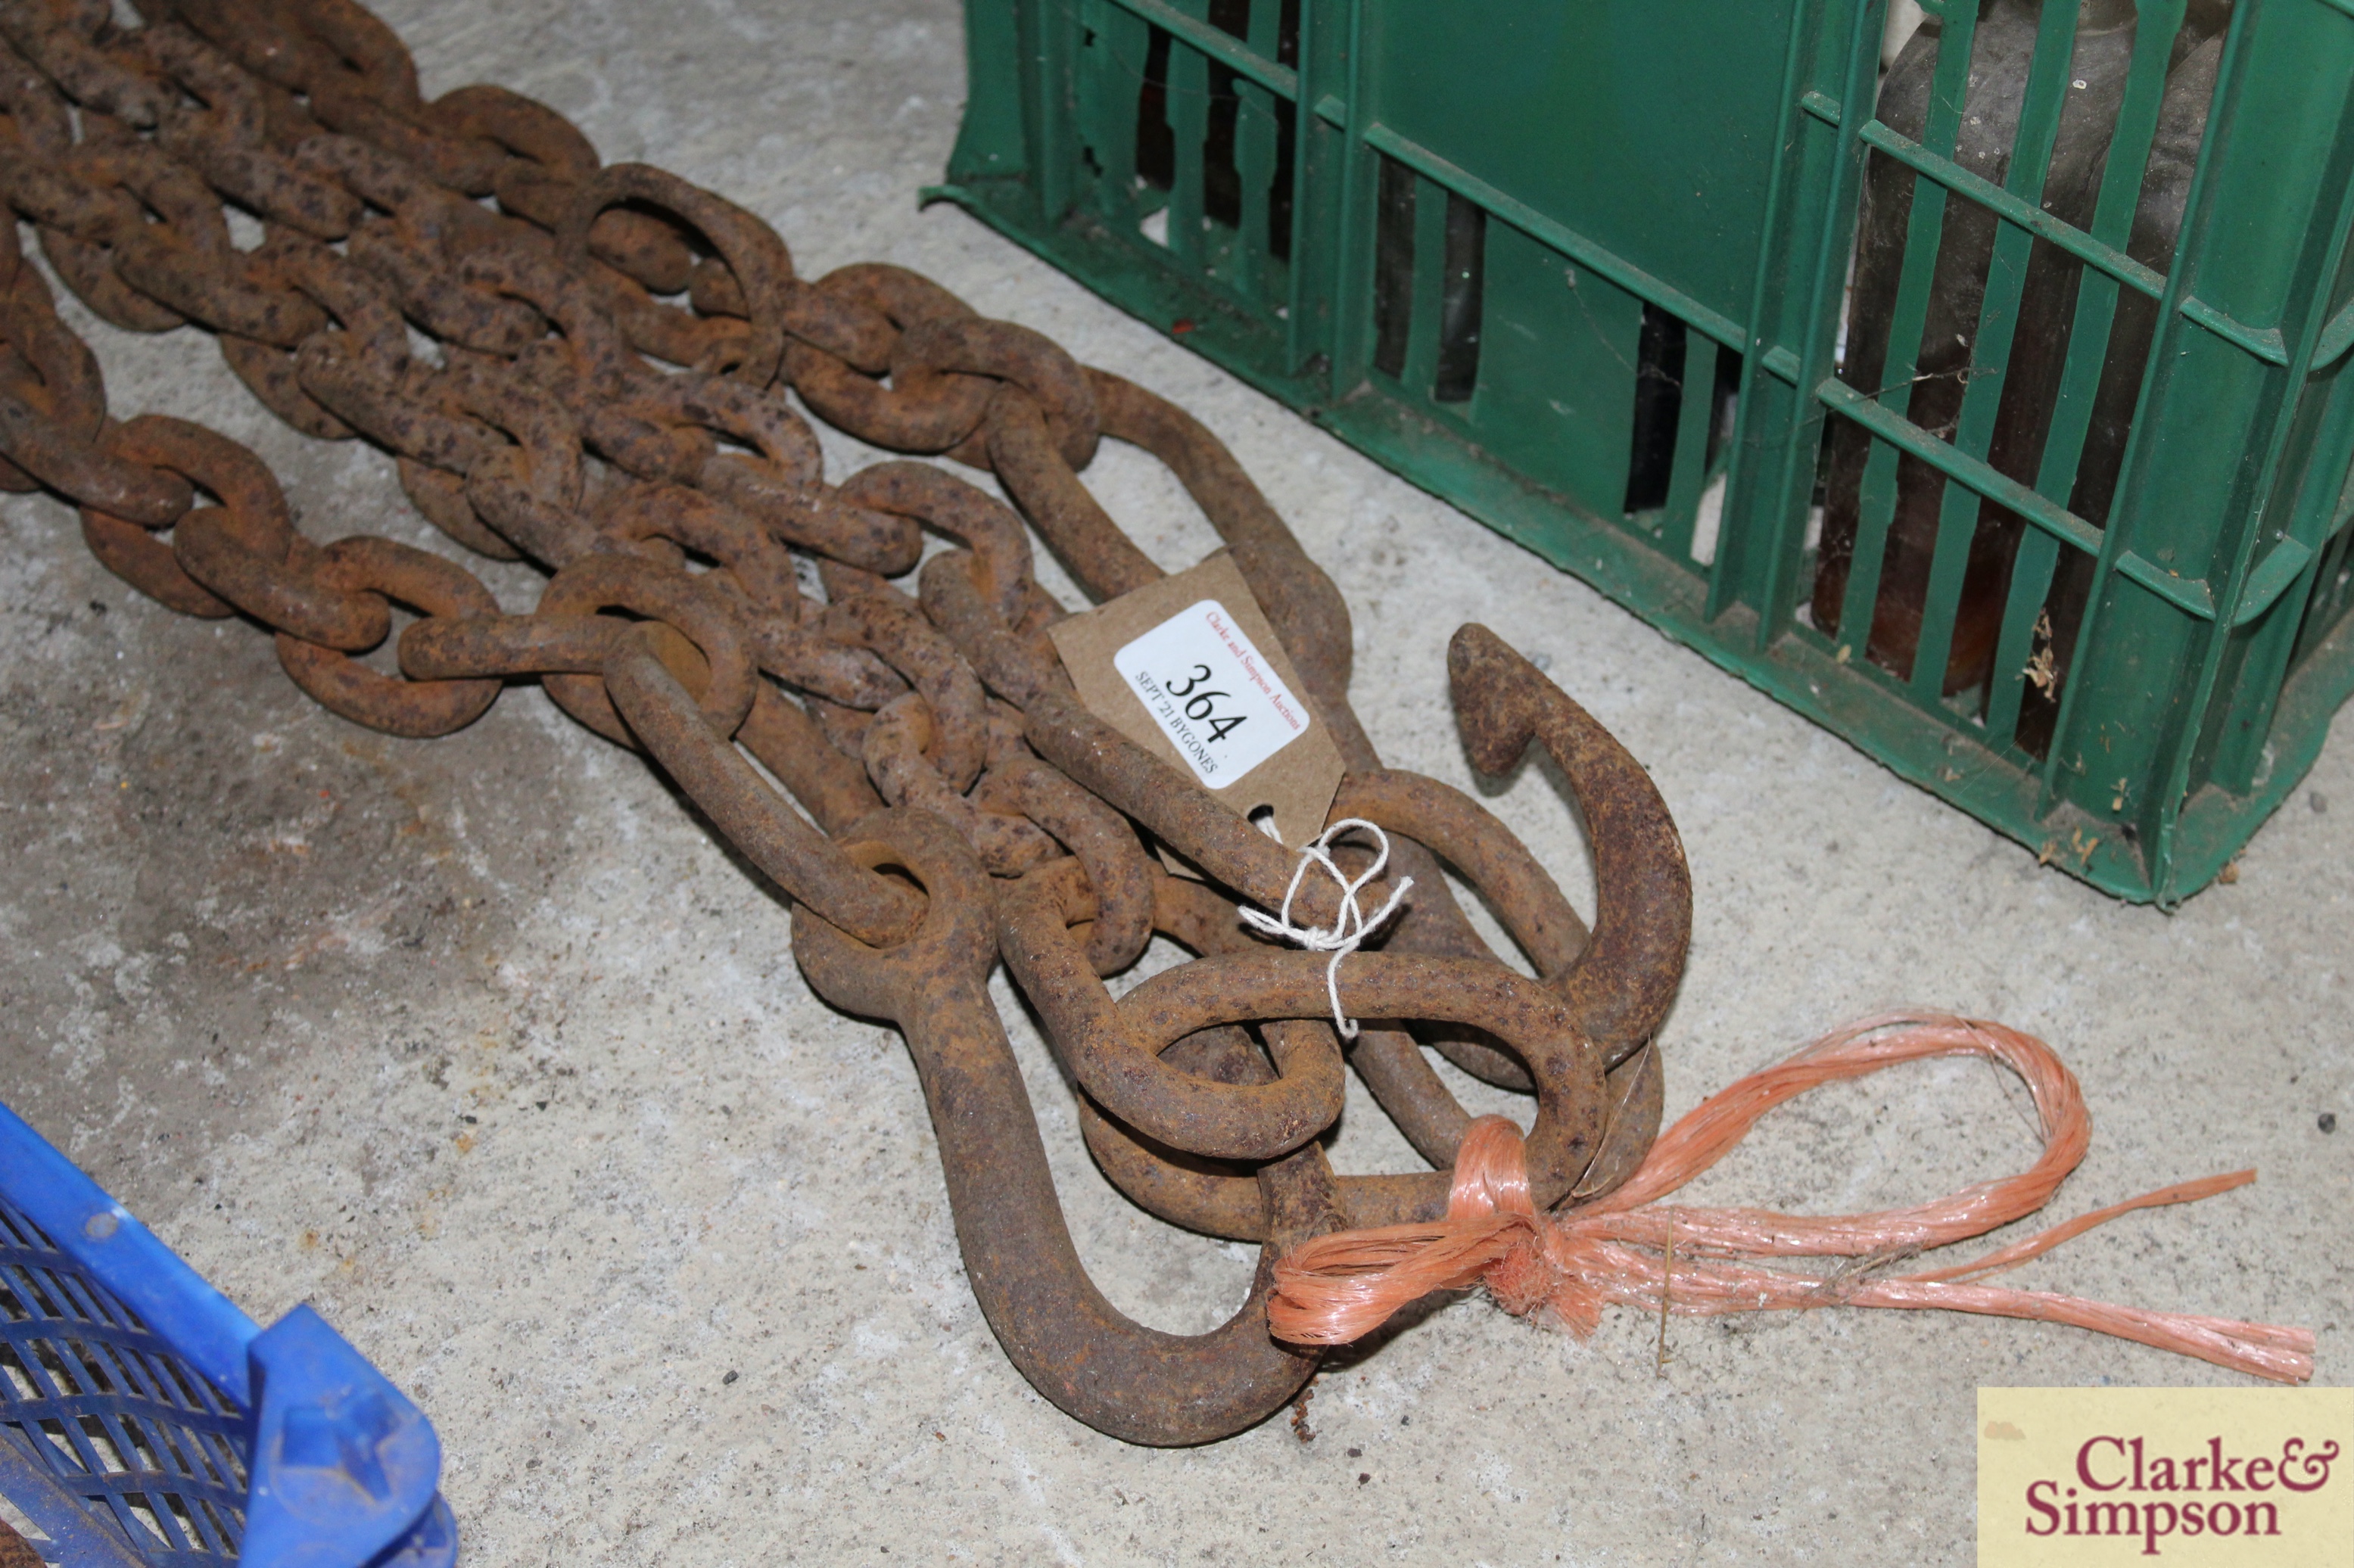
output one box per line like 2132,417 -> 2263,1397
1168,665 -> 1247,743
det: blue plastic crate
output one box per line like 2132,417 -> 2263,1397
0,1101 -> 455,1567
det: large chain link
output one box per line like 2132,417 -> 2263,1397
0,0 -> 1692,1446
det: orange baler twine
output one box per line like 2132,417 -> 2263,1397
1269,1013 -> 2315,1383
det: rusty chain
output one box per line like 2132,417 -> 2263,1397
0,0 -> 1695,1446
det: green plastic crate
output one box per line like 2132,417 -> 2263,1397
933,0 -> 2354,904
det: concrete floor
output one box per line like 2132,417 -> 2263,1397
2,3 -> 2347,1563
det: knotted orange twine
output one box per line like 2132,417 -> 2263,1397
1269,1013 -> 2315,1382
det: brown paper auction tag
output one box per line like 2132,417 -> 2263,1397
1047,550 -> 1344,857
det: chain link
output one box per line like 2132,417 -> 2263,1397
0,0 -> 1694,1446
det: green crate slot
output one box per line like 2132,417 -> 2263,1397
936,0 -> 2354,904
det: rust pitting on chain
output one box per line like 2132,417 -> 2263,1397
0,0 -> 1694,1448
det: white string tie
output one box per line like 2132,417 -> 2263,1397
1236,818 -> 1414,1039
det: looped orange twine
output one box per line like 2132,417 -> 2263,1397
1269,1013 -> 2315,1383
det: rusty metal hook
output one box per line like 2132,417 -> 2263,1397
789,808 -> 1337,1446
1449,624 -> 1692,1063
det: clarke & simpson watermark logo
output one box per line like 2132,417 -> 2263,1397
1979,1389 -> 2350,1565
